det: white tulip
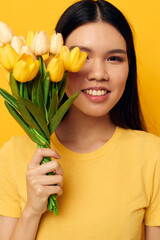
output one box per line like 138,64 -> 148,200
50,31 -> 63,55
11,35 -> 26,54
0,21 -> 14,44
31,30 -> 49,56
20,45 -> 36,61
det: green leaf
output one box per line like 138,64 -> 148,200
17,96 -> 47,139
17,96 -> 50,140
39,56 -> 46,79
10,71 -> 19,98
49,91 -> 79,135
48,89 -> 59,120
58,72 -> 67,102
4,101 -> 43,145
43,71 -> 50,106
0,88 -> 18,111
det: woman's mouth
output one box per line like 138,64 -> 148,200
81,88 -> 111,103
82,89 -> 109,96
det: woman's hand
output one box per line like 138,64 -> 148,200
26,148 -> 63,216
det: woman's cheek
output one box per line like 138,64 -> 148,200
66,71 -> 86,97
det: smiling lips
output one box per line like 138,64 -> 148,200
82,87 -> 110,96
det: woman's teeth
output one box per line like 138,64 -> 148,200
83,89 -> 108,96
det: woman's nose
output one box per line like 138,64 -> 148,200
87,59 -> 109,81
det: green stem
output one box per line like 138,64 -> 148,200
20,83 -> 24,97
35,131 -> 58,215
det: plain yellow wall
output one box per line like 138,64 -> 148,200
0,0 -> 160,148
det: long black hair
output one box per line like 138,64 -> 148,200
55,0 -> 146,130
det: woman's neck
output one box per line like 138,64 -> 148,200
55,106 -> 116,153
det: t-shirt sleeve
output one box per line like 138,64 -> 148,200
0,138 -> 21,218
144,145 -> 160,226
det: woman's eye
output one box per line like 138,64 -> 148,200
108,56 -> 122,62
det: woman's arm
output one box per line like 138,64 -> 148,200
0,208 -> 41,240
0,216 -> 18,240
0,148 -> 63,240
145,226 -> 160,240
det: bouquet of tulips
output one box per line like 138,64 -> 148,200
0,21 -> 87,215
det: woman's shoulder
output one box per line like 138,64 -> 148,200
0,135 -> 36,151
118,127 -> 160,149
0,135 -> 36,165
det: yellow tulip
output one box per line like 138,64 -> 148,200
11,35 -> 26,54
13,54 -> 40,82
47,55 -> 65,82
0,21 -> 14,44
70,47 -> 87,72
0,44 -> 18,70
60,46 -> 87,72
26,30 -> 34,47
0,64 -> 10,82
0,41 -> 4,47
31,31 -> 49,56
50,31 -> 63,55
60,46 -> 70,71
20,45 -> 36,61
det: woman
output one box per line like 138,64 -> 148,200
0,0 -> 160,239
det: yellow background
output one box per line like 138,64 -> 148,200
0,0 -> 160,148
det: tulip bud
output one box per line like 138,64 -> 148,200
11,35 -> 26,55
0,44 -> 18,70
70,47 -> 87,72
31,31 -> 49,56
26,30 -> 34,47
20,45 -> 36,61
47,55 -> 65,82
13,54 -> 40,82
50,31 -> 63,55
60,46 -> 70,71
0,21 -> 14,44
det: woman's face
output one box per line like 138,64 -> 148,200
65,21 -> 129,117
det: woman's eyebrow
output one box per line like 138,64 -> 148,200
69,46 -> 92,52
107,49 -> 127,54
69,46 -> 126,54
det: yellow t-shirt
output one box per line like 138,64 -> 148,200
0,127 -> 160,240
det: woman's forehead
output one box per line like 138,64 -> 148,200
65,21 -> 127,51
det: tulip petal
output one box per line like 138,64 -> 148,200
70,47 -> 80,64
5,44 -> 18,68
47,56 -> 65,82
26,31 -> 34,47
18,53 -> 34,65
70,52 -> 87,72
20,45 -> 36,61
50,31 -> 64,55
0,21 -> 14,43
13,60 -> 30,82
60,46 -> 70,70
29,61 -> 40,80
0,63 -> 10,82
0,47 -> 12,70
0,44 -> 18,70
13,54 -> 40,82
